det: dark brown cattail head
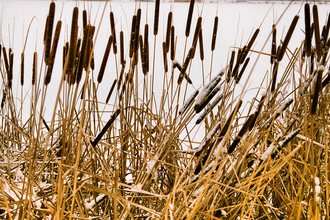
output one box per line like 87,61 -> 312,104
162,42 -> 168,73
83,9 -> 87,29
228,113 -> 256,154
236,57 -> 250,83
49,20 -> 62,66
165,12 -> 172,53
211,16 -> 218,51
129,15 -> 136,58
66,7 -> 79,77
191,17 -> 202,58
178,47 -> 194,85
171,26 -> 175,61
271,60 -> 279,92
106,79 -> 118,104
311,66 -> 324,115
305,4 -> 312,57
44,2 -> 55,65
2,47 -> 9,75
8,52 -> 13,88
143,24 -> 149,73
32,52 -> 37,85
110,11 -> 117,54
77,25 -> 90,84
199,27 -> 204,61
228,50 -> 236,82
313,5 -> 322,61
134,9 -> 141,54
97,35 -> 114,83
21,52 -> 24,86
120,31 -> 125,65
271,24 -> 277,64
185,0 -> 195,37
154,0 -> 160,35
277,15 -> 299,61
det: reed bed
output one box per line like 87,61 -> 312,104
1,1 -> 330,220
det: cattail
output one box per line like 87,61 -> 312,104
76,25 -> 90,84
98,35 -> 114,83
1,88 -> 7,109
67,7 -> 79,77
305,4 -> 312,57
313,5 -> 322,60
322,39 -> 330,65
106,79 -> 118,104
162,42 -> 168,73
83,10 -> 87,29
154,0 -> 160,35
8,52 -> 13,88
271,128 -> 301,159
63,42 -> 68,69
178,47 -> 194,85
179,89 -> 199,115
46,20 -> 62,84
45,2 -> 55,65
199,27 -> 204,61
195,75 -> 221,111
32,52 -> 37,85
139,35 -> 144,64
240,28 -> 259,64
271,24 -> 277,64
91,109 -> 121,148
191,17 -> 202,58
134,9 -> 141,56
120,31 -> 125,65
143,24 -> 149,73
271,60 -> 279,92
277,15 -> 299,61
250,93 -> 266,129
211,16 -> 218,51
20,52 -> 24,86
165,12 -> 172,53
218,100 -> 242,139
76,38 -> 81,58
84,26 -> 95,70
236,57 -> 250,83
110,12 -> 117,54
171,26 -> 175,61
196,94 -> 223,124
44,16 -> 49,43
2,47 -> 9,75
228,50 -> 235,81
129,15 -> 136,58
324,13 -> 330,46
311,66 -> 324,115
118,62 -> 126,90
185,0 -> 195,37
195,84 -> 221,114
228,113 -> 256,154
119,73 -> 129,101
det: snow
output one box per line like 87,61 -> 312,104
85,194 -> 107,210
315,177 -> 320,185
146,154 -> 159,174
221,210 -> 227,216
260,144 -> 274,161
195,76 -> 221,108
179,89 -> 199,115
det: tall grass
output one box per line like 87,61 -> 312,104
0,1 -> 330,220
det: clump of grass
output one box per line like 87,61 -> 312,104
1,2 -> 330,220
